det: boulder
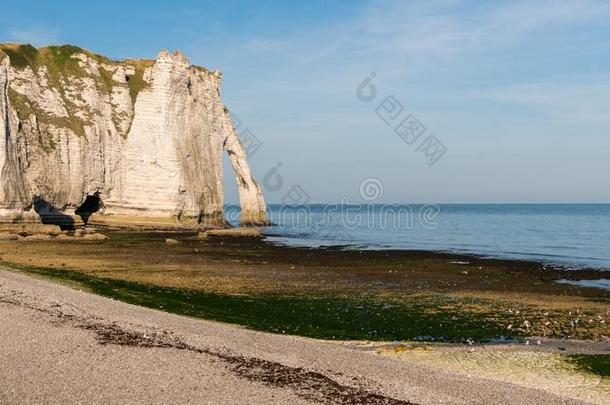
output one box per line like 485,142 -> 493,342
23,234 -> 52,241
0,224 -> 61,236
55,234 -> 78,241
0,233 -> 19,241
203,228 -> 262,238
81,233 -> 108,241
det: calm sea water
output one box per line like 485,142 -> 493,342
225,204 -> 610,271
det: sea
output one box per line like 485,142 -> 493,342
225,204 -> 610,272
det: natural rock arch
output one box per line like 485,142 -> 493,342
0,44 -> 268,229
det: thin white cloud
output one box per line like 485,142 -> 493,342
472,79 -> 610,124
356,0 -> 610,59
196,1 -> 610,131
209,0 -> 610,85
6,27 -> 60,46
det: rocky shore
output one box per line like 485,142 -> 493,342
0,224 -> 108,242
0,232 -> 608,342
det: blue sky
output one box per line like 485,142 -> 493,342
2,0 -> 609,203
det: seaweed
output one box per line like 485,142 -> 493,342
568,354 -> 610,378
4,262 -> 520,342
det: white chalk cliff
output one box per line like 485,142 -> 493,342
0,44 -> 267,228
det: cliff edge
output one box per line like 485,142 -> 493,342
0,44 -> 267,228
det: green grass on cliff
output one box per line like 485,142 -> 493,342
124,59 -> 154,106
47,45 -> 98,66
7,88 -> 58,150
0,43 -> 108,76
3,43 -> 153,103
0,43 -> 154,142
1,43 -> 215,143
0,43 -> 39,68
192,65 -> 211,74
0,44 -> 98,140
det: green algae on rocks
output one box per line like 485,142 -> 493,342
568,354 -> 610,378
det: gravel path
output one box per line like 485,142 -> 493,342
0,268 -> 587,404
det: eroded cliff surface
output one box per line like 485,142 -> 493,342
0,44 -> 267,228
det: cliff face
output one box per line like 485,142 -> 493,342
0,44 -> 267,228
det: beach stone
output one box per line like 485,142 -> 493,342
0,233 -> 19,241
165,238 -> 180,246
204,228 -> 262,238
0,224 -> 61,236
23,234 -> 53,242
81,233 -> 108,241
29,224 -> 62,236
55,234 -> 78,241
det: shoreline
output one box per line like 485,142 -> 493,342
263,235 -> 610,293
268,237 -> 610,277
3,227 -> 609,289
265,235 -> 610,276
